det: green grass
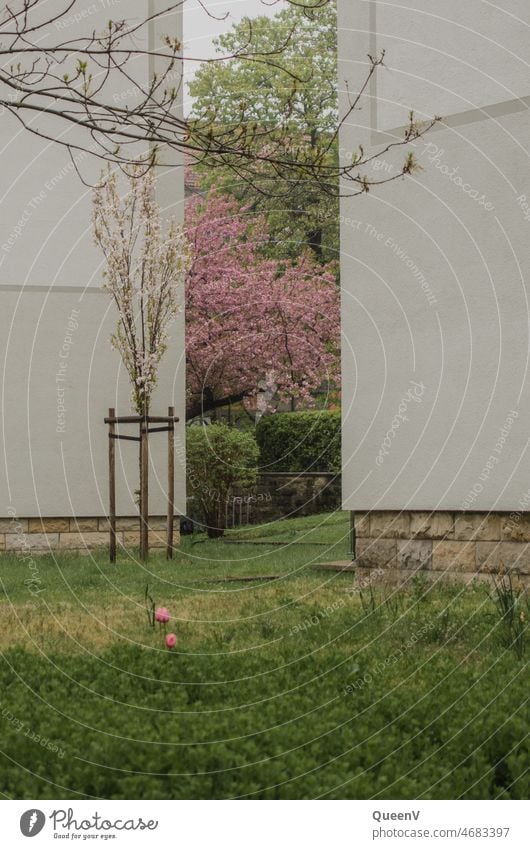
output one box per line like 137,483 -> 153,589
0,512 -> 527,800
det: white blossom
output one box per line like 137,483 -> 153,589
93,166 -> 189,414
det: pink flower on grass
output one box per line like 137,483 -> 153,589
165,633 -> 177,649
155,607 -> 170,623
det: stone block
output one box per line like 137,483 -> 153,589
0,518 -> 28,533
354,566 -> 387,588
397,540 -> 432,571
500,513 -> 530,542
368,511 -> 411,539
147,516 -> 168,531
354,512 -> 370,537
355,538 -> 397,570
122,529 -> 179,550
29,518 -> 69,533
149,529 -> 166,548
57,532 -> 110,550
476,542 -> 503,573
476,541 -> 530,575
149,529 -> 179,548
99,516 -> 139,531
454,513 -> 501,541
500,543 -> 530,574
70,518 -> 99,532
410,512 -> 454,539
432,540 -> 476,572
122,531 -> 140,548
6,533 -> 58,551
0,534 -> 5,551
118,517 -> 142,531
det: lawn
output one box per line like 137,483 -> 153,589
0,512 -> 527,800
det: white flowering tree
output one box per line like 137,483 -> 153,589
93,167 -> 188,561
93,166 -> 187,416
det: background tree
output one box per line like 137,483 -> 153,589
189,1 -> 339,261
185,189 -> 340,420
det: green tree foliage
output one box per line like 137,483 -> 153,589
186,424 -> 259,536
189,1 -> 339,261
256,410 -> 341,472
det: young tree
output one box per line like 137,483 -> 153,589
93,167 -> 188,415
93,166 -> 188,560
185,190 -> 340,420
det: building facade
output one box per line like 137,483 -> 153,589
0,2 -> 186,554
339,0 -> 530,579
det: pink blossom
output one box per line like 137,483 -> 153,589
155,607 -> 170,623
165,633 -> 177,649
185,190 -> 340,416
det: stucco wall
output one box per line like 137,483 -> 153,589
0,1 -> 186,520
338,1 -> 530,513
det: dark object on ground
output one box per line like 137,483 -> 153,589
180,518 -> 194,535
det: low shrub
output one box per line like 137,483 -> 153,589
256,410 -> 341,472
0,630 -> 526,800
186,423 -> 259,537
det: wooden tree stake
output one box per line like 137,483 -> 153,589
140,417 -> 149,561
105,410 -> 179,562
167,406 -> 175,559
108,407 -> 117,563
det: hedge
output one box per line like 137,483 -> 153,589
256,410 -> 341,473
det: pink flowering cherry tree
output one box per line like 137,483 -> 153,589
186,190 -> 340,420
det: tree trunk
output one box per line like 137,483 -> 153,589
186,388 -> 250,421
307,226 -> 323,260
206,493 -> 227,538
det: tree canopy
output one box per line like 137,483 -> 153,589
189,1 -> 339,260
185,189 -> 340,420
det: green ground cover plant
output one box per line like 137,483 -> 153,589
0,512 -> 527,800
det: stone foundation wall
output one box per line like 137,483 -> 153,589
354,511 -> 530,578
0,517 -> 179,555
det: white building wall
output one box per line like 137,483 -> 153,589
339,0 -> 530,513
0,1 -> 186,519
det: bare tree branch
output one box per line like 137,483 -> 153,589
0,1 -> 437,195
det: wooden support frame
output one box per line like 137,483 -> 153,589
140,417 -> 149,561
108,407 -> 117,563
105,408 -> 179,562
167,406 -> 175,559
